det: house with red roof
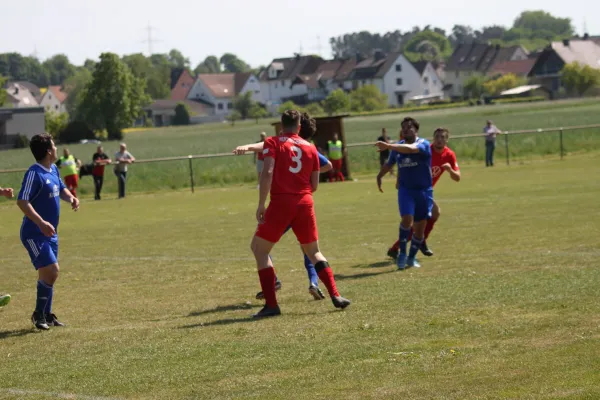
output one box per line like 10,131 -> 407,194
187,72 -> 262,116
39,85 -> 68,114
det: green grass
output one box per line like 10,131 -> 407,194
1,98 -> 600,197
1,155 -> 600,399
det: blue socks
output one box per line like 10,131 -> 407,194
36,280 -> 53,315
399,225 -> 411,255
408,236 -> 424,260
304,254 -> 319,286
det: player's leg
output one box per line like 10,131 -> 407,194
335,160 -> 345,182
0,293 -> 11,307
250,236 -> 280,318
397,188 -> 415,270
407,189 -> 434,268
291,201 -> 350,308
255,225 -> 291,300
303,252 -> 324,300
420,200 -> 439,257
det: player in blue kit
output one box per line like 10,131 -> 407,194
233,113 -> 332,300
376,117 -> 433,270
16,133 -> 79,330
1,186 -> 15,307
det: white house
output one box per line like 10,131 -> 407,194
39,86 -> 68,114
3,83 -> 39,108
343,52 -> 443,106
187,72 -> 262,116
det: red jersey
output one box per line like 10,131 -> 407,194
431,144 -> 459,186
263,133 -> 320,196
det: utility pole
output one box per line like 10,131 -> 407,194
142,22 -> 159,56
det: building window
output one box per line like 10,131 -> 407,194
218,103 -> 223,110
395,64 -> 402,72
423,76 -> 429,84
396,78 -> 403,86
254,90 -> 260,94
227,102 -> 233,110
55,105 -> 59,110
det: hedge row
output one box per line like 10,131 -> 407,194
492,96 -> 547,104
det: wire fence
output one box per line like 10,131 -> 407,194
1,123 -> 599,194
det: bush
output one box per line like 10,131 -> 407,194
305,103 -> 325,116
59,120 -> 96,144
173,103 -> 191,126
14,133 -> 29,149
492,96 -> 547,104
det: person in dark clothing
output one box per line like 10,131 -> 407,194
92,146 -> 111,200
377,128 -> 394,175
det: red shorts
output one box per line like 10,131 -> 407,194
64,174 -> 79,189
255,194 -> 318,244
330,159 -> 343,171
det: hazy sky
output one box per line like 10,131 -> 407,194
3,0 -> 597,67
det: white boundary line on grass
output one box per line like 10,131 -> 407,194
0,388 -> 123,400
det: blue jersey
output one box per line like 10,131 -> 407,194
317,152 -> 328,168
18,163 -> 66,239
387,138 -> 432,190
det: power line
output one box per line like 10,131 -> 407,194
141,22 -> 160,56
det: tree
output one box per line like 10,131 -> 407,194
232,91 -> 255,119
404,30 -> 452,63
59,120 -> 95,144
227,110 -> 242,126
173,102 -> 191,125
513,10 -> 574,38
463,75 -> 488,99
277,100 -> 301,114
0,75 -> 6,105
561,62 -> 600,96
45,111 -> 69,139
123,53 -> 170,100
349,85 -> 388,112
305,103 -> 324,116
248,103 -> 268,123
483,73 -> 527,96
168,49 -> 190,69
80,52 -> 151,140
83,59 -> 96,72
323,89 -> 351,115
220,53 -> 251,73
63,68 -> 92,119
42,54 -> 76,85
194,56 -> 221,74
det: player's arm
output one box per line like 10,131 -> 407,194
0,187 -> 14,198
443,153 -> 461,182
376,151 -> 396,193
17,200 -> 56,237
60,188 -> 79,211
376,141 -> 420,154
233,142 -> 264,155
256,156 -> 274,223
317,152 -> 332,173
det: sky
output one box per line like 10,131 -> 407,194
3,0 -> 597,68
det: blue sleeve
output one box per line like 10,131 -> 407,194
417,140 -> 430,155
386,150 -> 398,167
54,165 -> 66,191
317,152 -> 329,167
18,170 -> 42,201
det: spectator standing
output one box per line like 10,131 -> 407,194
56,149 -> 81,198
327,133 -> 345,182
92,146 -> 112,200
483,120 -> 502,167
377,128 -> 394,176
114,143 -> 135,199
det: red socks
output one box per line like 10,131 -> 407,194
424,217 -> 437,239
258,267 -> 277,307
317,267 -> 340,298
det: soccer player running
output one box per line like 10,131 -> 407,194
387,128 -> 461,259
250,110 -> 351,318
16,133 -> 79,330
233,113 -> 332,301
376,117 -> 433,270
1,186 -> 15,307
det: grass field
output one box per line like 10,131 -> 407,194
1,154 -> 599,399
1,99 -> 600,198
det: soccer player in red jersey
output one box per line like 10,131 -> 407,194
250,110 -> 351,318
387,128 -> 461,259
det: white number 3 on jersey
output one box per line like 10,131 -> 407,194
289,145 -> 303,174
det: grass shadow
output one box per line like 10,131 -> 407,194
351,260 -> 394,269
335,270 -> 396,281
180,317 -> 259,329
0,328 -> 38,340
187,303 -> 257,317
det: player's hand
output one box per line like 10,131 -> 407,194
233,146 -> 249,155
38,221 -> 56,237
0,188 -> 14,198
442,163 -> 452,172
256,204 -> 266,224
71,197 -> 80,211
374,141 -> 389,152
376,175 -> 384,193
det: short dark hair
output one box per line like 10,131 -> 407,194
281,109 -> 301,130
434,127 -> 449,139
299,112 -> 317,140
401,117 -> 420,131
29,133 -> 53,161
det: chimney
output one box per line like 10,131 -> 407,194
14,87 -> 19,95
563,39 -> 570,46
373,49 -> 386,61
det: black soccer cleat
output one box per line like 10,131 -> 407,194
31,311 -> 50,331
46,313 -> 66,327
332,296 -> 351,309
255,280 -> 282,300
420,241 -> 434,257
252,305 -> 281,319
308,284 -> 325,300
387,248 -> 398,260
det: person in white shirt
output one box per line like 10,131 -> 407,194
114,143 -> 135,198
483,120 -> 502,167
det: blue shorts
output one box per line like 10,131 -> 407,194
398,187 -> 433,221
22,236 -> 59,270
